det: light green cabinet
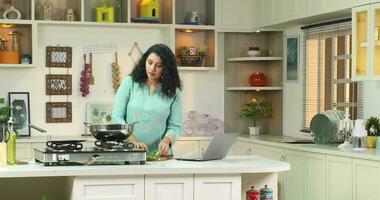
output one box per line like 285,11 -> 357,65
352,159 -> 380,200
217,0 -> 255,31
305,152 -> 327,200
327,155 -> 352,200
229,140 -> 253,155
283,149 -> 304,200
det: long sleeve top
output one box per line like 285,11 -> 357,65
112,75 -> 182,152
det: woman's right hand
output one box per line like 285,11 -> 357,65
132,141 -> 148,151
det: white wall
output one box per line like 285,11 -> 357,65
0,25 -> 224,136
283,25 -> 380,138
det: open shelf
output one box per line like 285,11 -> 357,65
83,0 -> 127,23
226,86 -> 283,91
227,57 -> 283,62
175,0 -> 215,26
130,0 -> 172,24
178,66 -> 216,71
35,0 -> 81,21
0,0 -> 32,20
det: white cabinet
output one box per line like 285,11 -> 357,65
194,174 -> 241,200
352,3 -> 380,80
229,140 -> 252,155
72,176 -> 144,200
308,0 -> 353,16
326,155 -> 352,200
145,175 -> 193,200
352,159 -> 380,200
217,0 -> 255,31
305,153 -> 327,200
282,0 -> 307,22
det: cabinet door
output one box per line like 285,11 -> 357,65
145,175 -> 193,200
326,155 -> 352,200
72,176 -> 144,200
370,3 -> 380,80
283,0 -> 307,22
229,140 -> 252,155
16,143 -> 32,160
250,143 -> 266,156
352,159 -> 380,200
305,153 -> 327,200
172,140 -> 200,157
194,174 -> 241,200
283,149 -> 304,200
217,0 -> 253,31
260,0 -> 274,26
265,147 -> 285,200
352,5 -> 370,80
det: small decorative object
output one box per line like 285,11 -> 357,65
8,31 -> 22,52
128,42 -> 143,64
249,72 -> 267,86
139,0 -> 159,18
86,102 -> 113,125
259,185 -> 273,200
247,47 -> 260,57
46,102 -> 72,123
3,6 -> 21,20
0,51 -> 19,64
286,36 -> 299,81
183,111 -> 224,136
111,52 -> 121,93
41,0 -> 53,20
365,116 -> 380,148
96,7 -> 114,22
240,98 -> 271,136
184,11 -> 200,24
177,46 -> 206,67
20,54 -> 31,64
8,92 -> 31,137
46,74 -> 72,95
46,46 -> 72,68
245,186 -> 260,200
0,38 -> 8,51
352,119 -> 368,151
64,8 -> 75,21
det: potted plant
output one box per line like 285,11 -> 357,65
0,98 -> 11,134
365,116 -> 380,148
240,98 -> 271,136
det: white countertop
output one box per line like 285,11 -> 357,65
239,135 -> 380,161
0,155 -> 289,178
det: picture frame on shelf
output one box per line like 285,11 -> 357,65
46,102 -> 72,123
46,46 -> 72,68
8,92 -> 31,137
286,36 -> 299,82
86,102 -> 113,125
46,74 -> 72,95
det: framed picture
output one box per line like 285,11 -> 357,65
46,102 -> 72,123
86,102 -> 113,125
46,46 -> 72,68
8,92 -> 31,137
46,74 -> 72,95
286,36 -> 300,81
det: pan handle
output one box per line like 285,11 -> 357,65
28,124 -> 47,133
83,122 -> 92,128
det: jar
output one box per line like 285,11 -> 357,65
247,47 -> 260,57
259,185 -> 273,200
249,72 -> 267,86
245,186 -> 259,200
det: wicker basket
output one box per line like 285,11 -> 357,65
178,55 -> 205,67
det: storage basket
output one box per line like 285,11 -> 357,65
178,55 -> 205,67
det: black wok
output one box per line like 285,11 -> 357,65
84,122 -> 137,141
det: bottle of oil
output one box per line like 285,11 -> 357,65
6,117 -> 16,165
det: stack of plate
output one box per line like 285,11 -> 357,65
310,110 -> 345,144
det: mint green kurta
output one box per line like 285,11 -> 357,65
112,76 -> 182,152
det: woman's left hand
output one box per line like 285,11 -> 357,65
158,136 -> 171,156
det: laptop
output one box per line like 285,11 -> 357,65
175,133 -> 238,161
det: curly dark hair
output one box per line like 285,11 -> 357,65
131,43 -> 182,99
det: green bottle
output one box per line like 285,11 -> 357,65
6,117 -> 16,165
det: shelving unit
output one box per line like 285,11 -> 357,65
224,32 -> 283,136
0,0 -> 217,70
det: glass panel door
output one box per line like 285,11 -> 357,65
373,6 -> 380,77
354,9 -> 368,78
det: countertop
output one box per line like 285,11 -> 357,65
0,155 -> 289,178
239,135 -> 380,161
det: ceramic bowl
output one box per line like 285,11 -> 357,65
247,50 -> 260,57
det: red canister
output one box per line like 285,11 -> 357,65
249,72 -> 267,86
245,186 -> 259,200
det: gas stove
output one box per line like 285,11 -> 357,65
34,140 -> 146,166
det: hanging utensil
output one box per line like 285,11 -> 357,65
89,52 -> 95,85
111,52 -> 121,93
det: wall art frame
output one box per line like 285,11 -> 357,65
8,92 -> 31,137
286,35 -> 300,82
46,46 -> 72,68
46,102 -> 72,123
46,74 -> 72,95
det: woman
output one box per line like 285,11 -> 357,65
112,44 -> 182,156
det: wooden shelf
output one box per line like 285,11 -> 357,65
36,20 -> 172,29
174,25 -> 216,30
178,66 -> 216,71
227,57 -> 283,62
225,86 -> 283,91
0,64 -> 36,68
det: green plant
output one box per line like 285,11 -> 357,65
0,98 -> 11,125
240,98 -> 271,127
365,116 -> 380,136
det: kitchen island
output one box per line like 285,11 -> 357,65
0,155 -> 289,200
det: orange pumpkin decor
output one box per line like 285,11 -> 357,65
249,72 -> 267,86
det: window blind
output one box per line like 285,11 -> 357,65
302,19 -> 362,128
